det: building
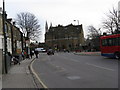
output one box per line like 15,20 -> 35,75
0,11 -> 3,74
0,12 -> 23,73
45,24 -> 84,51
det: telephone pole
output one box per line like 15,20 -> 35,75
2,0 -> 8,74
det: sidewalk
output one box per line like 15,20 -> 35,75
74,51 -> 101,56
2,57 -> 40,88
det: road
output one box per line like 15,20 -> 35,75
32,52 -> 118,88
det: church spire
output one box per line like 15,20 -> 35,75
50,22 -> 52,27
45,21 -> 48,33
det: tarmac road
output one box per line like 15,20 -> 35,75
32,52 -> 118,88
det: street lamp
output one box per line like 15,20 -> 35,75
73,20 -> 79,25
52,28 -> 54,49
2,0 -> 8,73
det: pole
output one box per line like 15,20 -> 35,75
73,20 -> 79,25
77,20 -> 79,25
2,0 -> 8,74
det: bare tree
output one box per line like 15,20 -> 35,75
86,25 -> 101,51
16,12 -> 41,40
102,18 -> 114,34
87,25 -> 101,39
102,7 -> 119,34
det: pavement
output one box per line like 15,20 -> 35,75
74,51 -> 101,56
2,57 -> 42,89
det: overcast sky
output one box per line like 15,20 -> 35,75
0,0 -> 119,42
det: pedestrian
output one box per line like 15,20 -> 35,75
34,49 -> 39,58
32,50 -> 34,55
24,51 -> 27,58
7,52 -> 12,58
21,50 -> 25,60
30,50 -> 34,59
7,52 -> 12,65
27,49 -> 30,59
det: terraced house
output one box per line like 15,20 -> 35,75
0,12 -> 23,74
0,12 -> 3,74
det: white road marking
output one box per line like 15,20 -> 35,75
86,63 -> 115,71
62,56 -> 80,63
57,54 -> 115,72
67,76 -> 81,80
30,59 -> 48,88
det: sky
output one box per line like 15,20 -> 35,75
0,0 -> 119,42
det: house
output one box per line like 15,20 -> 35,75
0,12 -> 3,74
0,12 -> 23,74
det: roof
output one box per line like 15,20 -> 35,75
100,34 -> 120,39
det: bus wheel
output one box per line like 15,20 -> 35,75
115,53 -> 120,59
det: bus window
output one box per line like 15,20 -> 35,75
102,39 -> 107,46
102,37 -> 120,46
112,38 -> 116,46
108,38 -> 112,46
112,38 -> 119,46
118,37 -> 120,46
102,39 -> 105,46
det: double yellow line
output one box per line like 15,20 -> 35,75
30,58 -> 48,89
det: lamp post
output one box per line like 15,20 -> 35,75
52,28 -> 54,49
73,20 -> 79,25
2,0 -> 8,74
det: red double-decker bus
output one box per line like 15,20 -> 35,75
100,34 -> 120,59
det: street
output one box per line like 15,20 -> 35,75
32,52 -> 118,88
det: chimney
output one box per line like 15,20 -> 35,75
7,18 -> 12,22
5,11 -> 7,19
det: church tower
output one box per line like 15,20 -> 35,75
45,21 -> 48,33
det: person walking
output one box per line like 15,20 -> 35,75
21,50 -> 25,60
7,52 -> 12,65
30,50 -> 34,59
34,49 -> 39,58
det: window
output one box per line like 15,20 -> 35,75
113,37 -> 120,46
102,37 -> 120,46
108,39 -> 112,46
118,37 -> 120,46
102,39 -> 107,46
112,38 -> 116,46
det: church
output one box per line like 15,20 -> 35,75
45,22 -> 85,51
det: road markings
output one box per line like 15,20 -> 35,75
62,56 -> 80,63
30,58 -> 48,88
86,63 -> 115,71
67,76 -> 81,80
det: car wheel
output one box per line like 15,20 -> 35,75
115,53 -> 120,59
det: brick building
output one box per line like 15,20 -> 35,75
45,24 -> 84,51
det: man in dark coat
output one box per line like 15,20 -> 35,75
34,49 -> 39,58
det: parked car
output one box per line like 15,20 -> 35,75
41,48 -> 47,52
35,48 -> 46,52
47,49 -> 54,55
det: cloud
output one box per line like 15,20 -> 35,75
0,0 -> 119,42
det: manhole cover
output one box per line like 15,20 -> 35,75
67,76 -> 81,80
